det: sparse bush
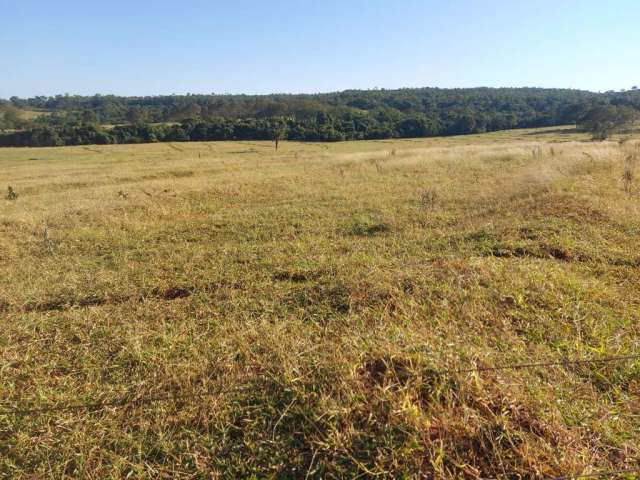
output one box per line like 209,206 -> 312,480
6,185 -> 18,200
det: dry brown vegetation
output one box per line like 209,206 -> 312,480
1,127 -> 639,478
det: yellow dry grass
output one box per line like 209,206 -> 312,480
1,127 -> 639,478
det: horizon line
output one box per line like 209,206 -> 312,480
4,85 -> 637,101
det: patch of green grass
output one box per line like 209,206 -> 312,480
346,214 -> 392,236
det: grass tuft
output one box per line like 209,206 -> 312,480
346,214 -> 392,236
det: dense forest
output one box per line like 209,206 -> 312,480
1,87 -> 639,147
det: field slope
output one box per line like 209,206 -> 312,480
1,128 -> 639,478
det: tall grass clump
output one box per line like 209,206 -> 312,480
418,187 -> 438,210
622,155 -> 637,194
620,142 -> 639,194
6,185 -> 18,200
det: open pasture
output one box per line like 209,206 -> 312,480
1,127 -> 639,478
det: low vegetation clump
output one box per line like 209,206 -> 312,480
0,127 -> 639,478
5,185 -> 18,200
621,142 -> 639,194
346,214 -> 392,236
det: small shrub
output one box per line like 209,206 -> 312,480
6,186 -> 18,200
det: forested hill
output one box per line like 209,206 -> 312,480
1,87 -> 639,147
5,88 -> 601,128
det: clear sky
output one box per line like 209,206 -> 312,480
2,0 -> 639,98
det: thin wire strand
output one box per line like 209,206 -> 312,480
450,354 -> 640,374
482,468 -> 640,480
3,353 -> 638,379
0,386 -> 244,416
548,468 -> 640,480
0,354 -> 637,416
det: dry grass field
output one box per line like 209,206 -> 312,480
1,127 -> 639,478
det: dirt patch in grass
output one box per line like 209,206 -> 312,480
608,256 -> 640,267
490,244 -> 589,262
360,355 -> 415,388
22,295 -> 110,312
489,243 -> 639,267
272,270 -> 324,283
153,287 -> 192,300
19,286 -> 194,313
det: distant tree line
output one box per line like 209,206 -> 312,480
1,87 -> 639,147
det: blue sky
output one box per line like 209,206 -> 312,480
1,0 -> 639,98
